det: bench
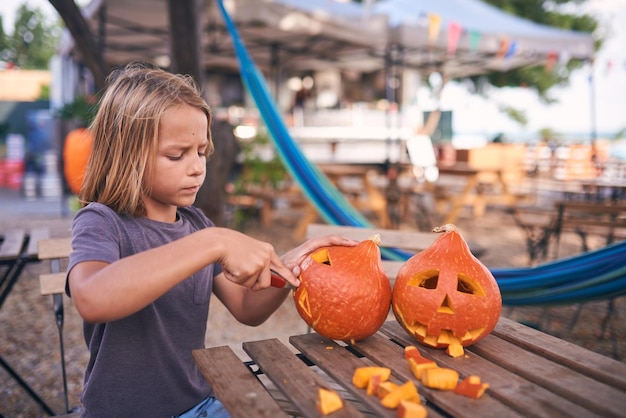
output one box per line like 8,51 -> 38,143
513,202 -> 626,342
513,201 -> 626,264
0,227 -> 55,415
305,223 -> 486,281
37,237 -> 76,416
553,201 -> 626,256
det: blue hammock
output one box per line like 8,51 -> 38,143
217,0 -> 626,306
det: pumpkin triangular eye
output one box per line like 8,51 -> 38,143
408,269 -> 439,289
438,294 -> 455,314
311,248 -> 331,265
457,273 -> 486,296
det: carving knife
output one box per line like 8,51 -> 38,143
270,269 -> 298,291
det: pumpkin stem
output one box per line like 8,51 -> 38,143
367,233 -> 381,246
432,224 -> 457,234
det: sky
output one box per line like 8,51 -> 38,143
440,0 -> 626,141
1,0 -> 625,141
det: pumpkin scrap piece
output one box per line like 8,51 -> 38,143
317,387 -> 344,415
367,374 -> 384,396
404,345 -> 430,362
376,381 -> 399,399
397,400 -> 428,418
446,342 -> 465,358
421,367 -> 459,390
352,366 -> 391,389
381,380 -> 420,409
407,357 -> 438,380
454,375 -> 490,399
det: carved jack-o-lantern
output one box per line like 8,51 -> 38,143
294,235 -> 391,342
392,224 -> 501,348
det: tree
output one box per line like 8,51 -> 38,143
0,4 -> 61,69
477,0 -> 600,103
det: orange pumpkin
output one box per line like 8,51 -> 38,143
63,127 -> 93,195
392,224 -> 501,348
294,235 -> 391,342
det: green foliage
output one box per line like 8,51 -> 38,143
234,132 -> 287,193
498,104 -> 528,126
614,128 -> 626,140
479,0 -> 600,102
539,127 -> 561,142
38,83 -> 50,100
0,3 -> 61,69
56,95 -> 99,126
229,132 -> 288,227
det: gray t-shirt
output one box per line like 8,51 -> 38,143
68,203 -> 221,418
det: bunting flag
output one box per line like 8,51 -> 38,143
428,13 -> 442,46
606,59 -> 613,76
496,38 -> 509,59
505,40 -> 517,59
468,30 -> 481,53
447,21 -> 462,54
545,51 -> 559,72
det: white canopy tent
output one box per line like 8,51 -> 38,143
54,0 -> 595,107
57,0 -> 387,73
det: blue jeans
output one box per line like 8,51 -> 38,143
174,396 -> 230,418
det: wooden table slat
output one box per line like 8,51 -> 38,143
191,346 -> 288,418
493,316 -> 626,391
24,227 -> 50,258
243,338 -> 365,418
39,273 -> 67,296
0,229 -> 25,260
379,322 -> 601,418
469,331 -> 626,418
38,237 -> 72,260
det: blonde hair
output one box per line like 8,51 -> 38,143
80,62 -> 213,216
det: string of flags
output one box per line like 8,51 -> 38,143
419,11 -> 614,74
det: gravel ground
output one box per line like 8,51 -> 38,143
1,190 -> 624,417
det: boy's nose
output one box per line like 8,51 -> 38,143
190,155 -> 206,175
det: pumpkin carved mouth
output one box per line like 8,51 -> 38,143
403,321 -> 487,348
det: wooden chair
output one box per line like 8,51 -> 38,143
38,237 -> 75,416
1,227 -> 55,415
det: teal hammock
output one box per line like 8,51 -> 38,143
217,0 -> 626,306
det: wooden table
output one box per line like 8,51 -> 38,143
574,178 -> 626,203
193,317 -> 626,417
435,163 -> 526,224
293,164 -> 391,237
